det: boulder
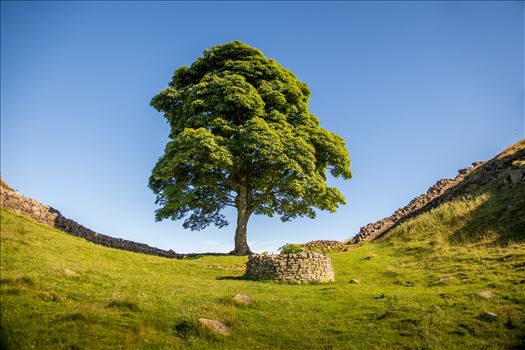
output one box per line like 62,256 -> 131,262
509,169 -> 524,184
439,276 -> 454,284
233,293 -> 252,305
197,318 -> 231,336
478,290 -> 496,299
63,268 -> 77,276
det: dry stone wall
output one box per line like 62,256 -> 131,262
0,181 -> 183,259
246,252 -> 335,283
348,162 -> 484,245
300,240 -> 345,252
349,143 -> 525,245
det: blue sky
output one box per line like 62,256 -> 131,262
1,1 -> 523,253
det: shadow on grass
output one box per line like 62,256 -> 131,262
380,149 -> 525,248
215,275 -> 249,281
183,253 -> 232,260
376,149 -> 525,245
444,149 -> 525,246
448,186 -> 525,246
0,323 -> 12,350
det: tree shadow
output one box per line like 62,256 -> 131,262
183,253 -> 232,260
215,275 -> 249,281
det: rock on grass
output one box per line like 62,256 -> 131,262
478,290 -> 496,299
63,268 -> 77,276
233,293 -> 252,305
439,276 -> 454,284
198,318 -> 231,336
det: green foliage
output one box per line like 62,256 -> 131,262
278,244 -> 305,254
149,41 -> 351,232
1,208 -> 524,349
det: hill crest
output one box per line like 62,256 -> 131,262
348,139 -> 525,245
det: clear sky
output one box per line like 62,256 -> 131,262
1,1 -> 523,253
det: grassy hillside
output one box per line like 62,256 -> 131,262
1,198 -> 524,349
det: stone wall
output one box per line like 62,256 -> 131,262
0,181 -> 184,259
300,240 -> 345,252
245,252 -> 334,283
349,142 -> 525,245
348,162 -> 484,245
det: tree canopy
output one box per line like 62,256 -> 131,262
149,41 -> 351,254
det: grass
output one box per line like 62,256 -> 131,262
1,186 -> 524,350
495,139 -> 525,160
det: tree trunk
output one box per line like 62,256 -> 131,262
231,182 -> 252,255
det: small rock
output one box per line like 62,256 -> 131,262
232,293 -> 252,305
197,318 -> 231,335
439,276 -> 454,284
509,169 -> 524,184
478,290 -> 496,299
63,268 -> 76,276
349,279 -> 360,284
479,312 -> 498,322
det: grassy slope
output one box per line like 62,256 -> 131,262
2,187 -> 524,350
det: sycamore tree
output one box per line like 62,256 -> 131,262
149,41 -> 351,255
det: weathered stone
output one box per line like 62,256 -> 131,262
197,318 -> 231,335
509,169 -> 524,184
246,252 -> 334,283
478,290 -> 496,299
439,276 -> 454,284
232,293 -> 252,305
299,240 -> 345,252
63,268 -> 77,276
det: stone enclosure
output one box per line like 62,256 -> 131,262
246,252 -> 335,283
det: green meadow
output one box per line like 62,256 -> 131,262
1,185 -> 524,349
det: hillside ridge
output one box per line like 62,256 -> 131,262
348,162 -> 483,245
2,140 -> 523,256
348,139 -> 525,245
0,180 -> 184,259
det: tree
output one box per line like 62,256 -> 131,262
149,41 -> 351,255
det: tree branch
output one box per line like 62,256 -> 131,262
248,175 -> 278,213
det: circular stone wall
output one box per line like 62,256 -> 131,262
245,252 -> 334,283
